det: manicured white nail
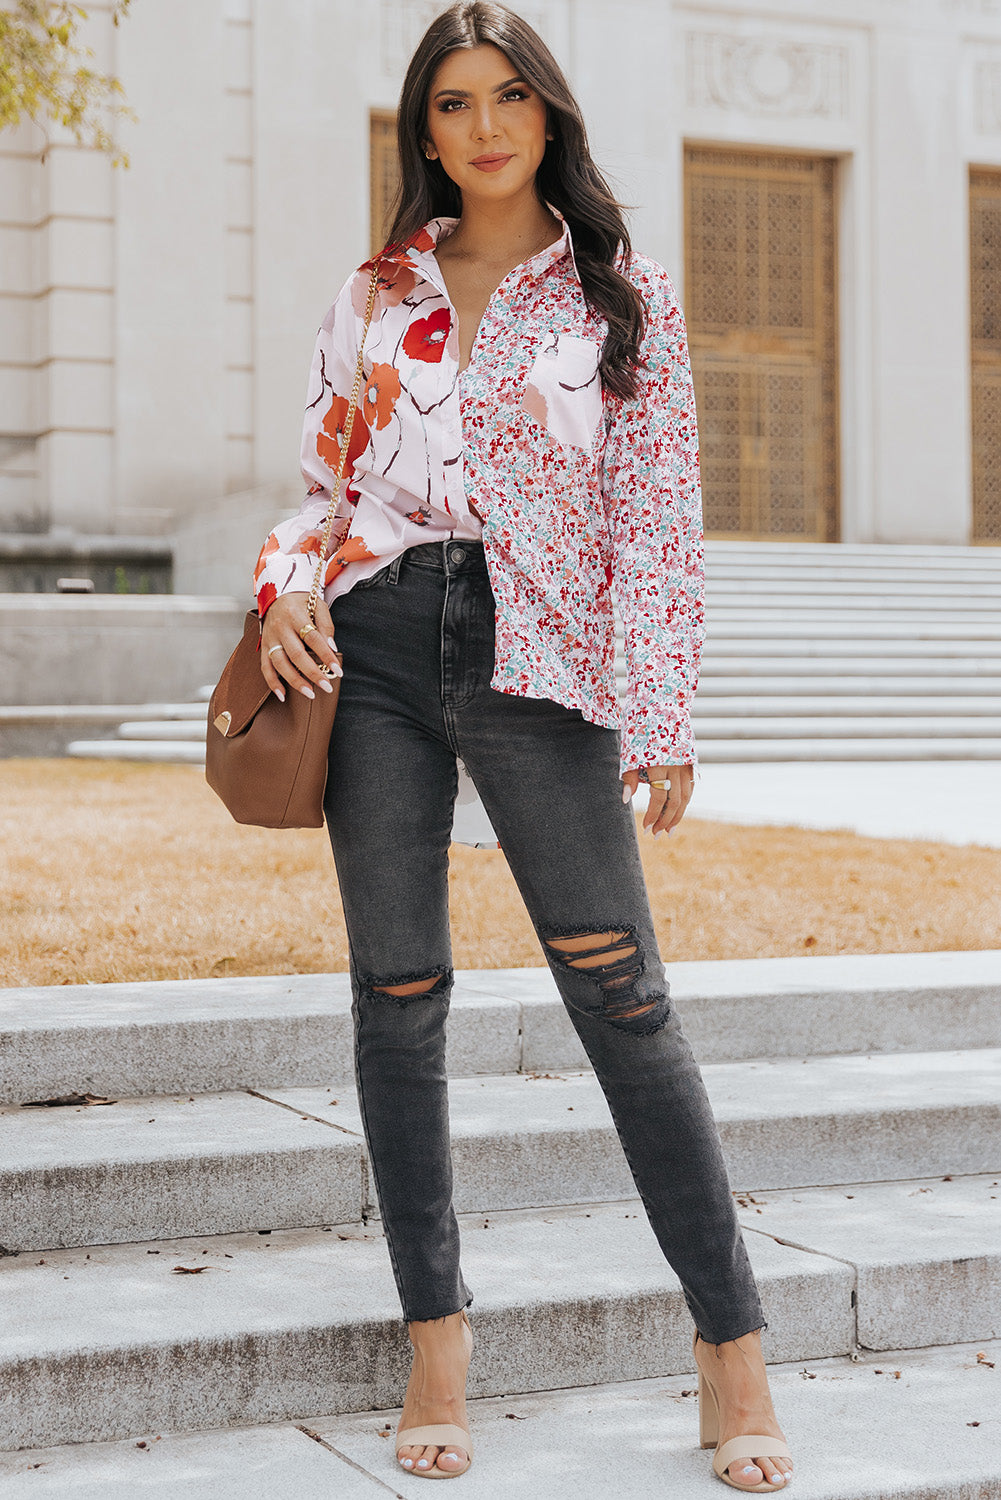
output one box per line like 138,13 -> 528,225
330,661 -> 343,677
400,1458 -> 413,1468
622,784 -> 632,804
417,1459 -> 430,1468
318,679 -> 333,693
274,688 -> 285,703
326,637 -> 336,649
300,684 -> 314,699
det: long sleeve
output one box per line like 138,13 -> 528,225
600,260 -> 706,772
252,273 -> 366,616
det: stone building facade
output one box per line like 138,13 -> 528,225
1,0 -> 1000,583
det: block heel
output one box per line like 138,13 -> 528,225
693,1329 -> 794,1492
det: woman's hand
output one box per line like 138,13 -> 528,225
259,591 -> 342,703
621,763 -> 695,836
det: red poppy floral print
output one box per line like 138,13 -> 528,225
363,363 -> 402,430
315,393 -> 368,478
402,307 -> 451,363
253,209 -> 705,773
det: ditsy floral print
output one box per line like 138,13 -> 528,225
253,210 -> 705,772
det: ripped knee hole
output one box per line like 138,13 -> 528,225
371,975 -> 443,999
545,930 -> 657,1020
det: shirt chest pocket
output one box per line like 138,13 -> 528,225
520,331 -> 603,451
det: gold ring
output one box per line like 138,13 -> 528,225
648,779 -> 670,790
267,644 -> 284,657
299,623 -> 318,641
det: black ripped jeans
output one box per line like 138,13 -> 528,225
324,539 -> 766,1341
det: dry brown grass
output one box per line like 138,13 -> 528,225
2,759 -> 999,988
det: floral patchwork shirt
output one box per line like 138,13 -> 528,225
253,210 -> 706,772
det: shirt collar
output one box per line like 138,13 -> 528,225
379,202 -> 581,288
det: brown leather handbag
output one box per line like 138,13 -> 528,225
205,263 -> 380,828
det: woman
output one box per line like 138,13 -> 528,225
254,3 -> 793,1490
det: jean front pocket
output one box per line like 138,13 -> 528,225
520,331 -> 603,451
352,557 -> 400,589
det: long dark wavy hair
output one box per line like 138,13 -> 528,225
384,1 -> 647,400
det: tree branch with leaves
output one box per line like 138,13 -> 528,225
0,1 -> 136,166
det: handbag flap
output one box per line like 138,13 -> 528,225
211,611 -> 273,737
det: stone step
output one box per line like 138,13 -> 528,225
705,575 -> 1001,596
312,1337 -> 1001,1500
1,1086 -> 365,1253
1,1176 -> 997,1454
0,594 -> 244,712
4,1050 -> 999,1253
699,658 -> 1001,677
616,632 -> 1001,656
694,737 -> 1001,760
695,676 -> 1001,695
692,715 -> 1001,737
691,696 -> 1001,716
706,608 -> 1001,625
116,720 -> 208,739
1,705 -> 208,757
703,558 -> 1001,579
6,1340 -> 983,1500
65,740 -> 205,763
705,590 -> 1001,608
701,627 -> 1001,646
0,704 -> 208,725
703,537 -> 1001,565
4,954 -> 998,1105
66,735 -> 1001,766
97,711 -> 1001,753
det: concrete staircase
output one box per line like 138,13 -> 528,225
50,540 -> 1001,767
1,952 -> 999,1495
691,540 -> 1001,761
63,694 -> 211,765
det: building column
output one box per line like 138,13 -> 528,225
113,0 -> 228,532
870,12 -> 971,544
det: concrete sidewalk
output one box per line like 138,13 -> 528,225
653,760 -> 1001,847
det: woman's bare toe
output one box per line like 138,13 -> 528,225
726,1453 -> 793,1487
398,1442 -> 470,1476
433,1445 -> 470,1474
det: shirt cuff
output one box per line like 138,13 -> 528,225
255,551 -> 319,618
619,704 -> 698,776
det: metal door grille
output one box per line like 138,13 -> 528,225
684,146 -> 840,541
971,168 -> 1001,544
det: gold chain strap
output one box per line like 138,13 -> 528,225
306,262 -> 382,626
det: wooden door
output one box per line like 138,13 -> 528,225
370,110 -> 400,257
684,146 -> 840,541
971,168 -> 1001,544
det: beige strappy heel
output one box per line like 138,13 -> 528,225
694,1330 -> 793,1492
396,1309 -> 473,1478
394,1422 -> 473,1478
